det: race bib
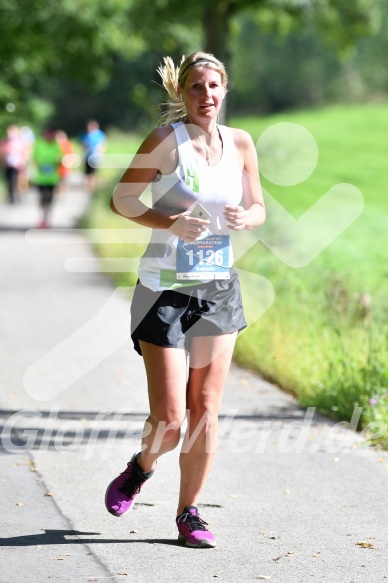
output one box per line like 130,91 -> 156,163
176,235 -> 230,280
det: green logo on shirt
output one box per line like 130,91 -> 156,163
185,169 -> 199,193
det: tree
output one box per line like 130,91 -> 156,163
0,0 -> 142,129
0,0 -> 382,132
128,0 -> 380,71
126,0 -> 380,122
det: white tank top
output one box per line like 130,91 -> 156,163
138,121 -> 243,291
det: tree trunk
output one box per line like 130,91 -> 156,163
203,2 -> 234,123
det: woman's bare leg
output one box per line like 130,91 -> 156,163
136,341 -> 188,473
177,332 -> 237,515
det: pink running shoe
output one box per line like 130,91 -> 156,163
105,453 -> 154,517
176,506 -> 217,548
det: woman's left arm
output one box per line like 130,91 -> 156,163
224,129 -> 266,230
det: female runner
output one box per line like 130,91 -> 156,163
105,51 -> 265,548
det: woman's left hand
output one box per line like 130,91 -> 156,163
223,205 -> 248,230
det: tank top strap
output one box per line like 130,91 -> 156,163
171,121 -> 188,147
217,125 -> 238,168
171,121 -> 198,177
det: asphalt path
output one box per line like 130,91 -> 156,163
0,181 -> 387,583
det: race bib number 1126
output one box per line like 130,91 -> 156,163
176,235 -> 231,280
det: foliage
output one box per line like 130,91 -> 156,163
230,17 -> 343,114
1,0 -> 384,133
0,0 -> 142,130
230,0 -> 388,114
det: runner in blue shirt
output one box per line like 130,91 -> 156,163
81,120 -> 106,193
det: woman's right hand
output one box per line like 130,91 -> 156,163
168,212 -> 210,242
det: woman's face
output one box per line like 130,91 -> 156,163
180,67 -> 225,124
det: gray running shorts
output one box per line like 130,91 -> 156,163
130,268 -> 247,355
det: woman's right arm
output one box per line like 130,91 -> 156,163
111,127 -> 176,229
111,127 -> 210,241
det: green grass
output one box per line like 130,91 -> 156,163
231,103 -> 388,447
85,104 -> 388,448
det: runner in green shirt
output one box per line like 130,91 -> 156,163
33,129 -> 62,228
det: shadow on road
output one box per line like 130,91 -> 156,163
0,529 -> 182,547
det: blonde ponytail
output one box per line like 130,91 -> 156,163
157,56 -> 186,126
